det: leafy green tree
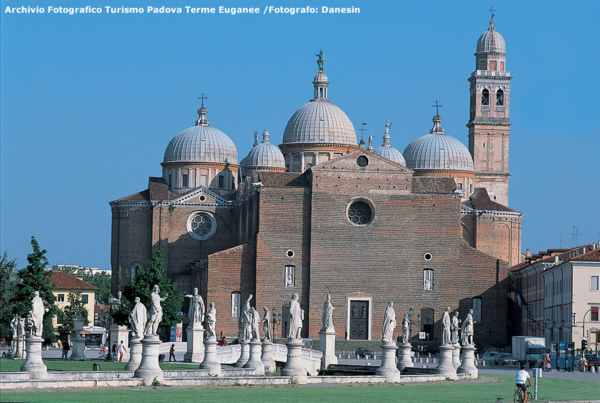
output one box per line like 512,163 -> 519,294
59,291 -> 89,332
82,271 -> 111,304
12,237 -> 58,343
112,247 -> 184,330
0,252 -> 18,341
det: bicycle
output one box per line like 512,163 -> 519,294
514,385 -> 526,403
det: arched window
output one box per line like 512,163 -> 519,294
481,89 -> 490,106
131,264 -> 143,280
496,89 -> 504,106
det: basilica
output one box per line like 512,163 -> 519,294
110,16 -> 523,346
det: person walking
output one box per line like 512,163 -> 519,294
61,339 -> 70,360
169,344 -> 176,362
111,341 -> 118,361
117,340 -> 127,362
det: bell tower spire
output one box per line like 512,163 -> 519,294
468,12 -> 512,206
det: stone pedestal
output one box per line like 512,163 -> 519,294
183,324 -> 205,363
397,343 -> 414,371
134,335 -> 164,384
199,337 -> 221,376
20,336 -> 47,379
261,340 -> 276,374
243,339 -> 265,375
124,337 -> 142,371
452,343 -> 461,368
434,344 -> 456,377
457,344 -> 478,377
376,341 -> 400,382
110,324 -> 129,353
319,330 -> 338,369
236,339 -> 250,367
281,338 -> 307,384
69,316 -> 87,361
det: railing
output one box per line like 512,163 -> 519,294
216,344 -> 241,358
473,70 -> 511,77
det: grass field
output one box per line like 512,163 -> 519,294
1,374 -> 599,402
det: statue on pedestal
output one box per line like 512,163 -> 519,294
205,302 -> 216,339
251,307 -> 261,340
262,307 -> 272,342
382,301 -> 396,343
321,294 -> 335,332
451,311 -> 460,345
129,297 -> 147,339
461,309 -> 474,346
288,293 -> 303,339
315,50 -> 324,71
442,306 -> 451,345
242,294 -> 253,341
401,311 -> 411,344
185,288 -> 205,326
144,285 -> 168,336
29,291 -> 44,337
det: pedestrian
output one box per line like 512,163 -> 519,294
112,341 -> 118,361
169,343 -> 176,362
544,354 -> 551,372
218,336 -> 227,346
62,339 -> 70,360
118,340 -> 127,362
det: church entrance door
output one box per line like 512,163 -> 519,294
349,300 -> 369,340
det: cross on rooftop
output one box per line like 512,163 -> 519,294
432,101 -> 443,115
489,7 -> 495,20
198,93 -> 207,107
358,120 -> 367,139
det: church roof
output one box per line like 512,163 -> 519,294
463,188 -> 520,213
244,130 -> 285,170
51,271 -> 98,291
163,107 -> 238,165
403,114 -> 474,172
477,18 -> 506,54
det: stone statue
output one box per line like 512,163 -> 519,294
401,311 -> 411,344
205,302 -> 216,339
315,49 -> 324,71
29,291 -> 44,337
185,287 -> 205,325
442,306 -> 451,345
129,297 -> 147,339
262,307 -> 272,342
242,294 -> 253,341
451,311 -> 460,345
321,294 -> 335,332
11,315 -> 18,340
385,120 -> 392,136
144,285 -> 168,336
111,291 -> 122,311
367,133 -> 374,151
251,307 -> 261,340
461,309 -> 474,346
288,293 -> 303,339
382,301 -> 396,343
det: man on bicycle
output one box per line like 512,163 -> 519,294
516,364 -> 532,403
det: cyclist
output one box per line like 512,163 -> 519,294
516,364 -> 532,403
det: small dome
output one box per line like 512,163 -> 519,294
373,120 -> 406,165
477,19 -> 506,53
164,107 -> 238,164
245,130 -> 285,169
313,70 -> 328,84
403,114 -> 473,171
283,101 -> 356,145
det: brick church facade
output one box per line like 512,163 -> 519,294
110,15 -> 522,347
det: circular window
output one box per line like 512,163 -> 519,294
424,253 -> 433,261
357,155 -> 369,167
347,201 -> 373,225
199,195 -> 207,202
187,212 -> 217,240
286,250 -> 295,258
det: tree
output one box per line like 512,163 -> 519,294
112,247 -> 184,330
12,237 -> 58,343
0,252 -> 18,341
82,271 -> 111,304
59,292 -> 89,332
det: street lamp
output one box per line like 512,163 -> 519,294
408,307 -> 414,341
272,308 -> 277,341
582,303 -> 600,351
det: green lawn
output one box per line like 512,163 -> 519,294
1,375 -> 600,402
0,359 -> 197,372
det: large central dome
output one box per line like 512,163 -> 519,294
282,69 -> 356,146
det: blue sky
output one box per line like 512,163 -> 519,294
1,0 -> 599,270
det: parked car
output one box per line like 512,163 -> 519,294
482,351 -> 499,362
355,347 -> 374,359
584,354 -> 600,366
493,353 -> 517,366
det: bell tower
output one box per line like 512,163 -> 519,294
468,11 -> 512,206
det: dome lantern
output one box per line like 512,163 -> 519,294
373,120 -> 406,166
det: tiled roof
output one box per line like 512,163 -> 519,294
256,172 -> 309,187
113,189 -> 150,202
463,188 -> 520,213
51,271 -> 98,291
572,248 -> 600,261
149,177 -> 178,200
